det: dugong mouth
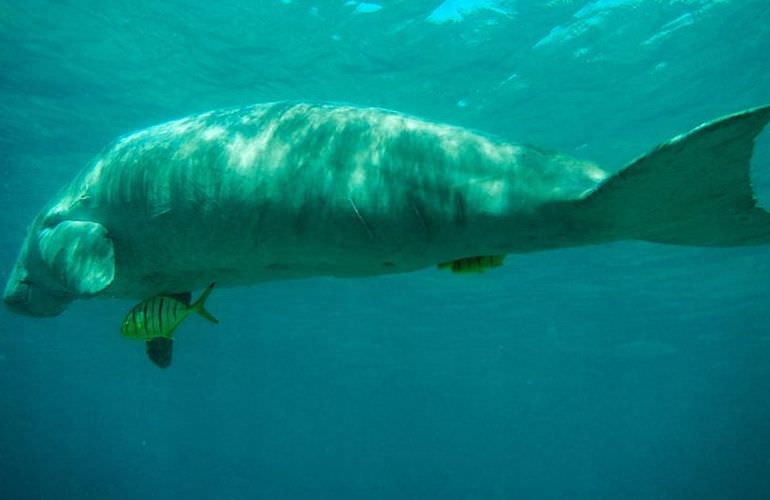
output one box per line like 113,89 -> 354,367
3,277 -> 70,317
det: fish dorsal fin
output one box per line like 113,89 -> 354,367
438,255 -> 506,274
167,292 -> 192,305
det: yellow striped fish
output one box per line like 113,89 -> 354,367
121,282 -> 218,341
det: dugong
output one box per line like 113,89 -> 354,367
5,102 -> 770,317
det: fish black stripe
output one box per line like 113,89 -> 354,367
166,300 -> 173,329
153,300 -> 160,333
130,309 -> 137,334
143,301 -> 149,333
154,299 -> 161,333
158,298 -> 164,333
162,299 -> 169,330
169,299 -> 177,325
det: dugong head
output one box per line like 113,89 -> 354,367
4,219 -> 116,317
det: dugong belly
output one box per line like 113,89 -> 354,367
5,102 -> 607,314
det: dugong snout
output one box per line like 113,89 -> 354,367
3,261 -> 71,317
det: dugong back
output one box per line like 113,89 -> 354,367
63,103 -> 600,296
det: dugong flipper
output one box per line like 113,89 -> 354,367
5,219 -> 115,316
4,102 -> 770,318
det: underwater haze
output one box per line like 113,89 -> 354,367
3,0 -> 770,498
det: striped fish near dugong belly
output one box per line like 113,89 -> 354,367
4,102 -> 770,360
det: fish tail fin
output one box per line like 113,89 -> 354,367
577,105 -> 770,246
191,282 -> 219,324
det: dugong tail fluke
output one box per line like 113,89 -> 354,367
576,105 -> 770,246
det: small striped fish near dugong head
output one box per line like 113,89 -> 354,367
121,282 -> 218,368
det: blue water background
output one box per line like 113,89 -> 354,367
2,1 -> 770,498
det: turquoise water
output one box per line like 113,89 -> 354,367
2,1 -> 770,497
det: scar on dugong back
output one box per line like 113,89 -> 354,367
4,102 -> 770,317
